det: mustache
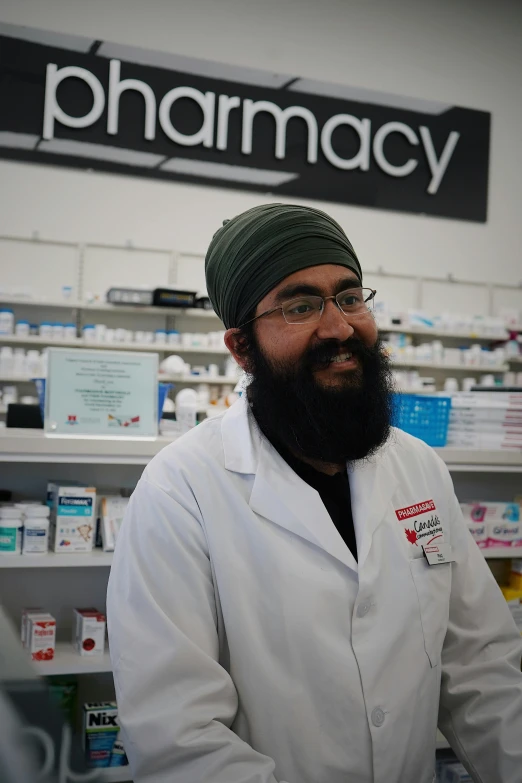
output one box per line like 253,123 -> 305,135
304,337 -> 379,370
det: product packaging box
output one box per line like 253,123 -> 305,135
72,608 -> 106,656
48,482 -> 96,553
99,496 -> 129,552
27,613 -> 56,661
83,702 -> 128,768
460,502 -> 522,549
21,607 -> 44,648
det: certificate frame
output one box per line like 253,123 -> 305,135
44,348 -> 159,439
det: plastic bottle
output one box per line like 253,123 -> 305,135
15,320 -> 30,337
22,506 -> 50,555
175,388 -> 199,434
0,309 -> 14,335
0,508 -> 23,554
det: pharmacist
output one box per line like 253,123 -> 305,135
108,204 -> 522,783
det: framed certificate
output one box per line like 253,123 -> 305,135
44,348 -> 159,438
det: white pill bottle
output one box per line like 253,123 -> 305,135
22,505 -> 50,555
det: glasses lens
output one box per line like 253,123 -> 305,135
337,288 -> 375,316
283,296 -> 323,324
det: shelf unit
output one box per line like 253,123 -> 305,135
1,544 -> 516,568
379,323 -> 509,341
0,373 -> 239,385
0,550 -> 113,568
31,642 -> 112,676
390,360 -> 508,372
0,334 -> 228,354
2,429 -> 521,471
0,294 -> 221,319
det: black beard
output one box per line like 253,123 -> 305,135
245,334 -> 393,465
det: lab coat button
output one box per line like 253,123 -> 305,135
371,708 -> 385,727
356,601 -> 371,618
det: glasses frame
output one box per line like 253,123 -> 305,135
238,287 -> 377,328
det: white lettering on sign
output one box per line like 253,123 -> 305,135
42,61 -> 460,194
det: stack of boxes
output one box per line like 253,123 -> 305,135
447,391 -> 522,450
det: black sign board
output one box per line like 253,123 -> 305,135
0,23 -> 490,221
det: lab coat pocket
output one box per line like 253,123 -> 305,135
409,557 -> 451,668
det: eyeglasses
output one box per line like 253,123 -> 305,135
240,287 -> 377,327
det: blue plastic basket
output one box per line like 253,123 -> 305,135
391,394 -> 452,447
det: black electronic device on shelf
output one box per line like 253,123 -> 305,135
152,287 -> 197,308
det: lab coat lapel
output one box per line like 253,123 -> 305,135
222,396 -> 357,571
349,448 -> 398,569
249,437 -> 357,572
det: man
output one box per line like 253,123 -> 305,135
108,204 -> 522,783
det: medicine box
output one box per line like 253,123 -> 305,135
99,496 -> 129,552
48,482 -> 96,553
83,702 -> 121,768
21,607 -> 44,648
27,613 -> 56,662
72,608 -> 106,656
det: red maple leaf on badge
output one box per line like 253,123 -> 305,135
405,528 -> 418,546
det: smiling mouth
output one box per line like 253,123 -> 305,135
330,352 -> 352,364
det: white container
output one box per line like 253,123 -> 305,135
176,388 -> 199,434
94,324 -> 107,342
23,514 -> 50,555
168,330 -> 180,346
52,323 -> 65,340
0,309 -> 14,335
0,508 -> 23,554
155,329 -> 167,343
64,324 -> 77,340
15,320 -> 30,337
115,328 -> 127,343
39,322 -> 53,340
83,325 -> 96,342
26,350 -> 42,377
0,346 -> 14,377
181,332 -> 193,348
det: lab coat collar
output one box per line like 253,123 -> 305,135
221,396 -> 397,572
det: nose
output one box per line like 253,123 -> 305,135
315,298 -> 355,341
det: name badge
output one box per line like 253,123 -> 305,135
423,542 -> 454,566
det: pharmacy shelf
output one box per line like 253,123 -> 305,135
0,334 -> 228,354
0,373 -> 238,385
483,548 -> 522,560
379,323 -> 509,341
0,550 -> 113,568
433,447 -> 522,473
0,295 -> 221,320
32,642 -> 112,675
159,374 -> 239,385
101,769 -> 133,782
0,429 -> 176,464
391,359 -> 508,372
508,356 -> 522,364
2,431 -> 521,472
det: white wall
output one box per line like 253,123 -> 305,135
1,0 -> 522,288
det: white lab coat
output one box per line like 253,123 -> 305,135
107,395 -> 522,783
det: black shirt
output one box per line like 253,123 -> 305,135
274,444 -> 358,561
